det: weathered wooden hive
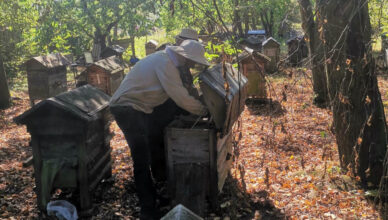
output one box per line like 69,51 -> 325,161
165,63 -> 247,216
25,53 -> 70,105
77,56 -> 125,95
14,85 -> 113,215
286,35 -> 308,67
100,45 -> 125,60
145,40 -> 159,55
156,42 -> 173,52
262,37 -> 280,73
112,38 -> 131,49
236,48 -> 271,98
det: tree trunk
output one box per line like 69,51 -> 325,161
298,0 -> 329,107
260,9 -> 274,37
0,57 -> 11,109
130,36 -> 136,57
251,16 -> 257,30
243,7 -> 250,35
232,0 -> 243,36
319,0 -> 387,187
113,23 -> 118,41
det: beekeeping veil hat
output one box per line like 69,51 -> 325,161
176,28 -> 199,41
168,40 -> 210,66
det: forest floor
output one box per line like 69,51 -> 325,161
1,68 -> 387,219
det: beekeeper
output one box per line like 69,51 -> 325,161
109,40 -> 209,220
175,28 -> 199,45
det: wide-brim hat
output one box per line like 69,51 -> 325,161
176,28 -> 199,41
168,40 -> 210,66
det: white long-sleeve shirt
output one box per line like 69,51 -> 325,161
109,50 -> 207,116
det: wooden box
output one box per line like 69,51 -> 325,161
165,64 -> 247,216
286,35 -> 308,67
14,85 -> 113,215
262,37 -> 280,73
100,45 -> 125,60
25,53 -> 70,105
236,48 -> 270,98
145,40 -> 158,56
77,56 -> 125,95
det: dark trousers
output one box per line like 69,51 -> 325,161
110,99 -> 184,216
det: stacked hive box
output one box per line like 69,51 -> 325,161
77,56 -> 125,95
262,37 -> 281,73
165,64 -> 247,216
236,48 -> 270,98
14,85 -> 113,215
25,53 -> 70,105
145,40 -> 159,56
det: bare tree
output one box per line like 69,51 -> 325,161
298,0 -> 328,106
318,0 -> 387,186
0,57 -> 11,109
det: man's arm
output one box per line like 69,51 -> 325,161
156,64 -> 207,116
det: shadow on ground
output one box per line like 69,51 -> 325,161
245,98 -> 285,118
214,175 -> 286,219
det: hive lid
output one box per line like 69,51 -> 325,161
199,63 -> 247,135
27,53 -> 70,69
262,37 -> 280,47
55,84 -> 111,116
146,40 -> 159,46
92,56 -> 125,74
103,45 -> 125,54
14,85 -> 111,124
235,47 -> 271,63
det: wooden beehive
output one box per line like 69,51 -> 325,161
262,37 -> 280,73
236,48 -> 271,98
286,35 -> 308,67
145,40 -> 158,55
156,42 -> 173,52
25,53 -> 70,105
14,85 -> 113,215
112,38 -> 131,49
77,56 -> 125,95
101,45 -> 125,60
165,64 -> 247,216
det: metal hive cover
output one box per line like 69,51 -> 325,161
199,63 -> 247,134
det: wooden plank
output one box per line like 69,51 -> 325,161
36,135 -> 78,159
31,135 -> 46,210
165,128 -> 176,197
217,134 -> 233,171
27,71 -> 49,101
173,163 -> 208,217
208,130 -> 218,210
217,158 -> 233,192
109,72 -> 124,95
48,70 -> 67,96
77,137 -> 92,212
216,132 -> 233,193
27,113 -> 84,136
216,131 -> 231,153
167,128 -> 210,164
